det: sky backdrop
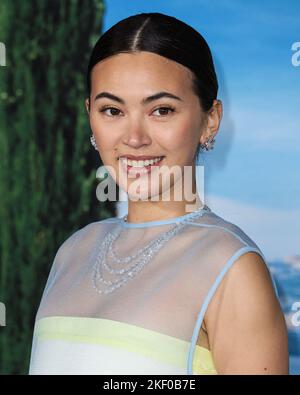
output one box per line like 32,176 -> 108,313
102,0 -> 300,260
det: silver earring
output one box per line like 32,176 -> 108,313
200,136 -> 215,151
90,135 -> 98,151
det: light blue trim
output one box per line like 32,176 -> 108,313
119,205 -> 210,228
186,245 -> 280,375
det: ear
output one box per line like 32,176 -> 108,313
85,98 -> 90,115
199,99 -> 223,145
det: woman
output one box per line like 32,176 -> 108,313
29,12 -> 289,375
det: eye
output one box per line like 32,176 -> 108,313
152,106 -> 175,117
98,106 -> 122,117
98,105 -> 176,117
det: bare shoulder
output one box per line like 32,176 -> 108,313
204,252 -> 289,374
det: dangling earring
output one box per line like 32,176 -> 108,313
195,139 -> 209,205
90,134 -> 98,151
200,136 -> 216,151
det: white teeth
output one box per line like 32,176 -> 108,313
121,157 -> 163,167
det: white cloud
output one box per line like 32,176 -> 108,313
205,194 -> 300,261
221,106 -> 300,151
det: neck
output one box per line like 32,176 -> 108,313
125,176 -> 203,224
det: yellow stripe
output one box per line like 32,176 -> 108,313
33,316 -> 217,374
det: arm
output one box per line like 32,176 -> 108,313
205,252 -> 289,374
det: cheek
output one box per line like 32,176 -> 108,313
156,119 -> 196,152
89,116 -> 119,150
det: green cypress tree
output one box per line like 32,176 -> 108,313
0,0 -> 115,374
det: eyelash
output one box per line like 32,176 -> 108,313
98,106 -> 176,117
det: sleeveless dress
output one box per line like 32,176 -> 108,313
28,205 -> 279,375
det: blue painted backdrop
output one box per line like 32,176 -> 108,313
103,0 -> 300,374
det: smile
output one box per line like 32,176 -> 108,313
119,156 -> 165,176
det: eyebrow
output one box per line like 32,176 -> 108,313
94,91 -> 183,105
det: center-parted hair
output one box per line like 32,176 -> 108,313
86,12 -> 218,113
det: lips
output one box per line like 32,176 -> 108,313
119,155 -> 165,160
120,156 -> 165,177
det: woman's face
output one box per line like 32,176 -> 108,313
86,51 -> 211,201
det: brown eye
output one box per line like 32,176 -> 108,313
99,107 -> 122,117
152,107 -> 175,116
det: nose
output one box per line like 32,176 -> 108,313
122,120 -> 152,148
